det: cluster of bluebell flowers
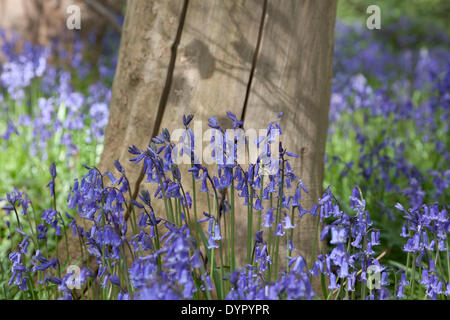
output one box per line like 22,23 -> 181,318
3,109 -> 448,300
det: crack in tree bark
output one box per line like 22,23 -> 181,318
216,0 -> 268,231
240,0 -> 268,123
131,0 -> 191,201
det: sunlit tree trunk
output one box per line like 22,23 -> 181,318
100,0 -> 337,294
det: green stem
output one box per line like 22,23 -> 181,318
230,179 -> 236,272
411,253 -> 417,297
272,160 -> 285,281
446,240 -> 450,282
192,175 -> 200,247
287,206 -> 295,260
267,192 -> 274,283
12,206 -> 23,230
309,215 -> 321,270
257,173 -> 264,232
247,186 -> 254,265
57,212 -> 70,267
154,225 -> 162,271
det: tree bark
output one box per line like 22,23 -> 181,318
100,0 -> 337,294
244,0 -> 337,279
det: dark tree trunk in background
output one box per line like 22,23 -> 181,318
100,0 -> 337,293
0,0 -> 123,58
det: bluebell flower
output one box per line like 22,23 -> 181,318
226,111 -> 243,129
330,226 -> 347,245
263,208 -> 275,228
253,198 -> 263,211
328,273 -> 340,290
183,114 -> 194,127
274,223 -> 285,237
208,117 -> 221,130
254,230 -> 263,245
290,255 -> 306,274
282,213 -> 296,230
207,235 -> 219,249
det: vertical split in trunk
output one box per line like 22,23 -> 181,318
132,0 -> 190,200
240,0 -> 267,123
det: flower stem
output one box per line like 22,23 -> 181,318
247,186 -> 254,265
273,160 -> 285,281
230,180 -> 236,272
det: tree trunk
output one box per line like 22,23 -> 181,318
0,0 -> 123,58
100,0 -> 337,294
243,0 -> 337,283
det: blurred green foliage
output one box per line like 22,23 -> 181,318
337,0 -> 450,34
